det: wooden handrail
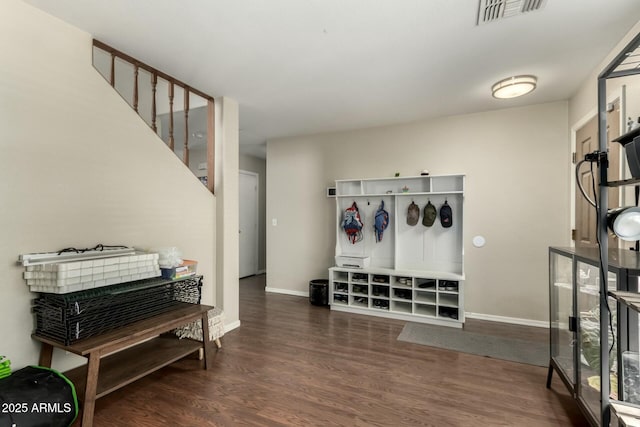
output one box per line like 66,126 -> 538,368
93,39 -> 215,193
93,39 -> 213,102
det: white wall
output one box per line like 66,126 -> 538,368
0,0 -> 216,369
266,101 -> 570,322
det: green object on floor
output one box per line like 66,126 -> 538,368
0,355 -> 11,379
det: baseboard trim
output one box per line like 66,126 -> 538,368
265,287 -> 308,298
224,320 -> 241,333
465,312 -> 548,328
257,269 -> 266,275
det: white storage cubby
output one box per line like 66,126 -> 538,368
336,180 -> 363,196
330,267 -> 464,326
414,290 -> 436,304
329,174 -> 464,327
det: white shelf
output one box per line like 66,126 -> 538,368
330,267 -> 464,325
414,291 -> 436,304
415,304 -> 437,317
336,180 -> 362,196
335,174 -> 464,196
329,265 -> 465,281
438,293 -> 459,307
609,290 -> 640,312
391,300 -> 412,313
611,401 -> 640,426
396,191 -> 464,196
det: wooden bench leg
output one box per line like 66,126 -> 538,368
214,338 -> 222,349
201,311 -> 212,370
82,352 -> 101,427
38,343 -> 54,367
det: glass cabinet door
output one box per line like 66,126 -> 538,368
576,260 -> 618,423
550,251 -> 575,385
621,278 -> 640,405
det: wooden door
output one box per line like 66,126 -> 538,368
574,101 -> 620,247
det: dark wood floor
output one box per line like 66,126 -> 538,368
89,275 -> 587,426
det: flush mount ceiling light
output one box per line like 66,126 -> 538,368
491,75 -> 537,99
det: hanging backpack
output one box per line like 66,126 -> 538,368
342,202 -> 364,244
440,200 -> 453,228
374,200 -> 390,242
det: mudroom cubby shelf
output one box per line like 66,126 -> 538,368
329,267 -> 464,327
330,174 -> 464,326
336,175 -> 464,197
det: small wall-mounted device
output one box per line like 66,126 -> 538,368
327,187 -> 336,197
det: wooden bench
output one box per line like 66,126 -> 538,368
33,302 -> 214,427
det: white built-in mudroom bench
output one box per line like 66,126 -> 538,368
329,174 -> 464,328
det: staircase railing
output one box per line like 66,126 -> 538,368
92,40 -> 215,193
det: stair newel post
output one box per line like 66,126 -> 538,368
207,99 -> 215,193
151,73 -> 157,133
109,53 -> 115,87
133,64 -> 139,113
183,88 -> 190,166
168,82 -> 175,151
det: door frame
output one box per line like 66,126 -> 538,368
570,87 -> 627,246
239,169 -> 259,278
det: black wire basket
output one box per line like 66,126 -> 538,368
33,276 -> 202,345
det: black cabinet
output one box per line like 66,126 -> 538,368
548,246 -> 640,425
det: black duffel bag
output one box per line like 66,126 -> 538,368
0,366 -> 78,427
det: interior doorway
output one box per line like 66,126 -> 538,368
239,170 -> 259,278
574,100 -> 621,247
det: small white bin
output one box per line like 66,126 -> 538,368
335,256 -> 370,269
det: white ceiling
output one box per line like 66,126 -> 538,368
23,0 -> 640,158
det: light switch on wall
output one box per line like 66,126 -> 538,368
272,218 -> 278,226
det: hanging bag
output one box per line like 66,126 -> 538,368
342,202 -> 364,244
374,200 -> 390,242
440,200 -> 453,228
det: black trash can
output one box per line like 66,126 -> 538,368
309,279 -> 329,306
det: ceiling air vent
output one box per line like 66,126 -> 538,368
521,0 -> 546,13
477,0 -> 547,25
